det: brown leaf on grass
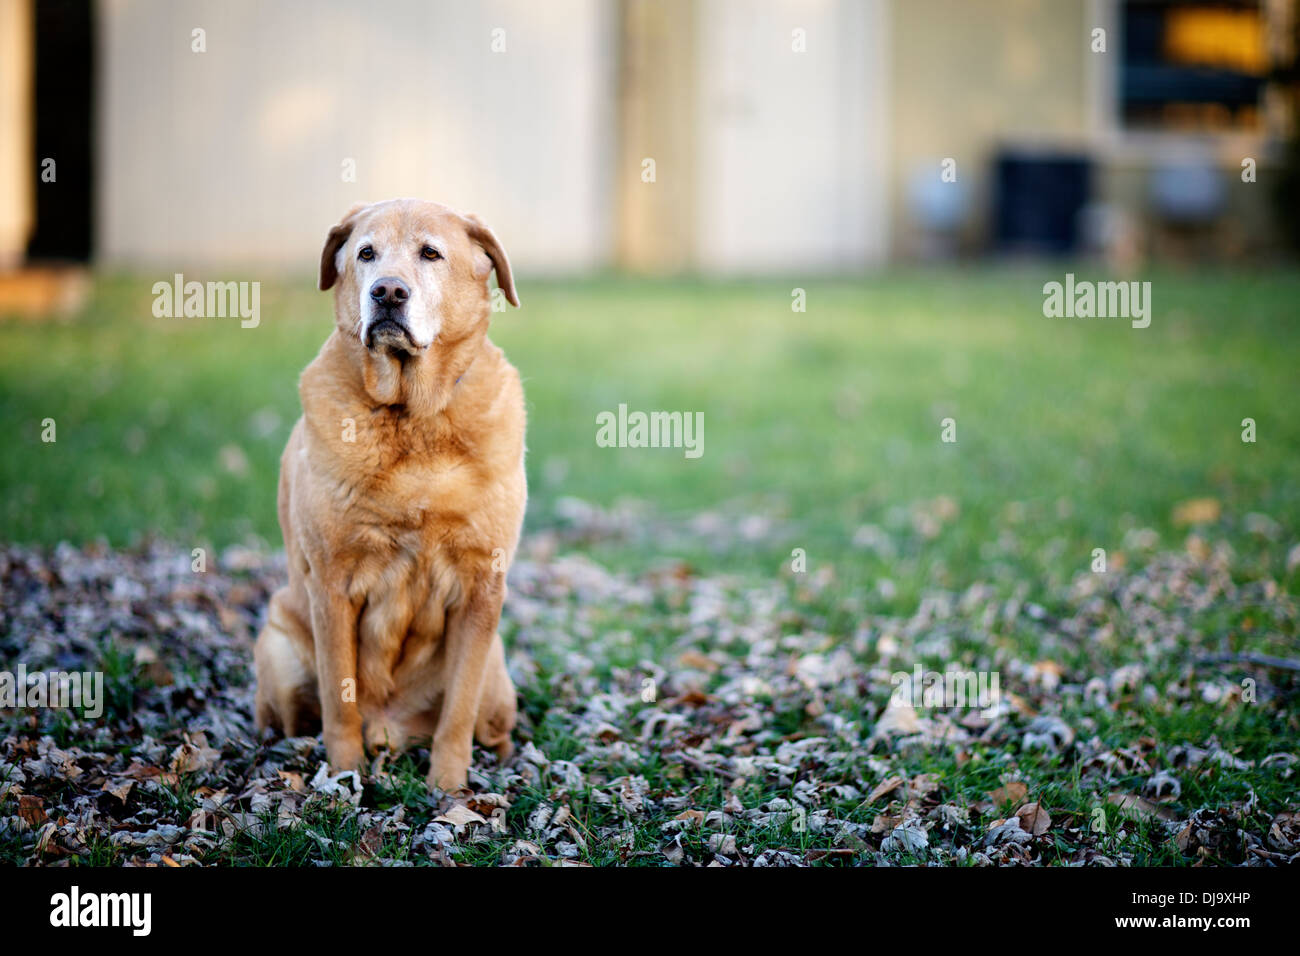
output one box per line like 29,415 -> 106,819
354,824 -> 384,862
120,759 -> 165,782
904,773 -> 941,814
986,782 -> 1029,808
677,650 -> 719,672
872,703 -> 920,736
101,779 -> 133,804
33,821 -> 59,854
673,809 -> 706,825
871,813 -> 902,834
276,770 -> 305,792
132,644 -> 174,687
986,817 -> 1034,846
1109,793 -> 1177,822
169,733 -> 220,776
1029,661 -> 1065,689
435,804 -> 488,829
186,806 -> 219,832
466,792 -> 512,819
865,776 -> 904,805
1174,808 -> 1243,859
1266,811 -> 1300,852
1185,535 -> 1211,561
1014,802 -> 1052,836
17,794 -> 46,827
1173,498 -> 1221,527
1007,693 -> 1036,718
672,688 -> 713,707
908,773 -> 939,799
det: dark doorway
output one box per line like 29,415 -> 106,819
27,0 -> 95,262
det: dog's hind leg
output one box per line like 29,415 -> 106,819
254,587 -> 320,736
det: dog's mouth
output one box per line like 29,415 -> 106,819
364,316 -> 419,352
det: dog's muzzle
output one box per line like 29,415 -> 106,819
364,276 -> 416,350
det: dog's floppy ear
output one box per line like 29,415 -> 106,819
319,203 -> 368,291
463,213 -> 520,308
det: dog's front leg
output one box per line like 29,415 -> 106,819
429,575 -> 503,792
309,583 -> 365,772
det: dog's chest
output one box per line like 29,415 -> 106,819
344,509 -> 464,709
342,457 -> 472,609
329,447 -> 483,703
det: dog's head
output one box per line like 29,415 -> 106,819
318,199 -> 519,355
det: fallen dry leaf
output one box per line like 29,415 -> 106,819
169,733 -> 221,776
865,776 -> 904,805
276,770 -> 305,792
871,813 -> 903,834
17,794 -> 46,827
677,650 -> 719,672
435,804 -> 488,828
1173,498 -> 1221,527
987,782 -> 1029,807
1109,793 -> 1177,822
1014,802 -> 1052,836
101,779 -> 133,804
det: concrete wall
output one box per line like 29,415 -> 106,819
96,0 -> 618,275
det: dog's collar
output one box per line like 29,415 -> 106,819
455,359 -> 475,388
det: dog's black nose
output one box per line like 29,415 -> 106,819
369,277 -> 409,306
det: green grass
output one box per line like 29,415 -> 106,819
2,267 -> 1298,590
1,267 -> 1298,866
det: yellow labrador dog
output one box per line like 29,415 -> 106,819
254,198 -> 522,792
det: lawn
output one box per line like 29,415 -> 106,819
1,267 -> 1297,866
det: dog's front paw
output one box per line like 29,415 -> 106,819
427,748 -> 471,793
324,732 -> 365,774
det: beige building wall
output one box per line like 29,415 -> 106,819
615,0 -> 891,273
695,0 -> 889,272
614,0 -> 700,272
888,0 -> 1091,255
96,0 -> 618,275
0,0 -> 33,267
78,0 -> 1299,273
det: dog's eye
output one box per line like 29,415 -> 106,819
358,245 -> 375,262
421,246 -> 442,261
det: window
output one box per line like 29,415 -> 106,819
1120,0 -> 1271,131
